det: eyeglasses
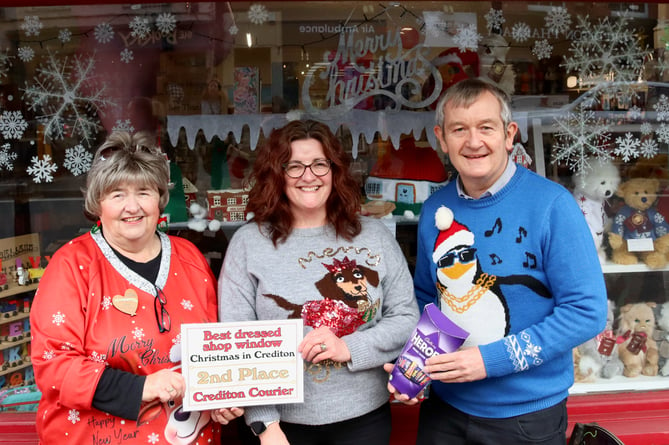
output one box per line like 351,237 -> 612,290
437,247 -> 477,268
283,159 -> 332,178
153,285 -> 171,333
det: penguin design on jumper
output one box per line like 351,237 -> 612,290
432,206 -> 550,348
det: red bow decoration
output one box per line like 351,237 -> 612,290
301,298 -> 365,337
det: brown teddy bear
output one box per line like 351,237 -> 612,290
616,302 -> 659,377
607,177 -> 669,268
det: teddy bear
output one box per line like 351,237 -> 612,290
653,301 -> 669,376
616,302 -> 659,377
607,177 -> 669,268
574,300 -> 624,382
572,159 -> 621,262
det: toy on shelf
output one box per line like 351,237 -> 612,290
607,177 -> 669,268
574,300 -> 623,382
572,159 -> 621,263
616,302 -> 659,378
655,301 -> 669,376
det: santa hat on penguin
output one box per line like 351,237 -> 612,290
432,206 -> 475,263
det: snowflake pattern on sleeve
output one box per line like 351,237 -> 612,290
505,330 -> 543,372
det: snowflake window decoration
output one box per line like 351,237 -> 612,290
656,123 -> 669,144
247,4 -> 270,25
0,49 -> 12,79
544,7 -> 571,37
156,12 -> 177,36
613,132 -> 641,162
0,110 -> 28,139
229,25 -> 239,36
0,143 -> 17,171
18,46 -> 35,62
27,154 -> 58,183
63,144 -> 93,176
58,28 -> 72,43
22,52 -> 115,147
94,22 -> 115,44
532,39 -> 553,60
112,119 -> 135,133
639,137 -> 660,159
552,105 -> 613,173
120,48 -> 134,64
21,16 -> 43,37
129,16 -> 151,40
640,122 -> 653,135
653,94 -> 669,122
562,15 -> 649,94
512,22 -> 531,43
453,23 -> 482,52
484,8 -> 505,34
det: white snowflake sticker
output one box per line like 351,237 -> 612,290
17,46 -> 35,62
129,16 -> 151,40
614,132 -> 641,162
21,16 -> 43,37
94,22 -> 115,44
0,49 -> 13,78
453,23 -> 481,52
0,110 -> 28,139
639,138 -> 659,158
156,12 -> 177,36
544,7 -> 571,37
120,48 -> 134,64
229,24 -> 239,36
22,52 -> 115,146
58,28 -> 72,43
28,154 -> 58,183
562,15 -> 649,89
484,8 -> 505,33
64,144 -> 93,176
532,39 -> 553,60
112,119 -> 134,133
511,22 -> 531,43
247,3 -> 270,25
552,106 -> 612,172
0,143 -> 17,171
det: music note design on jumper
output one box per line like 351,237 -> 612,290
523,252 -> 537,269
490,253 -> 503,265
516,227 -> 527,243
485,218 -> 503,237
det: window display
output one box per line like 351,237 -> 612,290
0,1 -> 669,443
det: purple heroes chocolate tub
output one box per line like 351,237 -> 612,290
390,303 -> 469,398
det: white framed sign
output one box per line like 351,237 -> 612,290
180,319 -> 304,411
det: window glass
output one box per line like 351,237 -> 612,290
1,0 -> 669,399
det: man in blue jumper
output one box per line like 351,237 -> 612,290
391,78 -> 608,445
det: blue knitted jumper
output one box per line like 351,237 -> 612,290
414,165 -> 608,418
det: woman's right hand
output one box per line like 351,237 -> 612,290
142,369 -> 185,403
259,422 -> 290,445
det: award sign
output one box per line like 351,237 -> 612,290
180,319 -> 304,411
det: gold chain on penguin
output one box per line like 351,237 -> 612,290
438,273 -> 497,313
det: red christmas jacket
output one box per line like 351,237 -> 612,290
30,231 -> 220,445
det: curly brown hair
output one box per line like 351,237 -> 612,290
247,120 -> 361,246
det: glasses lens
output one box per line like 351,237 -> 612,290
99,146 -> 120,160
284,162 -> 305,178
310,160 -> 331,176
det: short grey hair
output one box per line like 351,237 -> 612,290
434,78 -> 513,129
83,131 -> 170,220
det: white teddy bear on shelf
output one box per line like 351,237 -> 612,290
572,158 -> 621,262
